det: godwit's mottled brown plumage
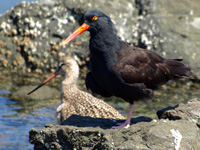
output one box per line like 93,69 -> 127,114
28,56 -> 124,124
56,56 -> 124,123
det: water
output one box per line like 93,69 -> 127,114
0,93 -> 58,150
0,0 -> 38,15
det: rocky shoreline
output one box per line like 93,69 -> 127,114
29,98 -> 200,150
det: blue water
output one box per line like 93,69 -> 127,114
0,0 -> 37,15
0,92 -> 57,150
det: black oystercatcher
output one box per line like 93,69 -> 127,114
28,56 -> 125,123
62,10 -> 191,128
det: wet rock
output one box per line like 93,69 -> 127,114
11,85 -> 59,101
157,98 -> 200,122
29,116 -> 200,150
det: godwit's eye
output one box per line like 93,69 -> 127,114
92,16 -> 98,21
59,62 -> 65,67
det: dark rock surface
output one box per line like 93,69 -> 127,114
157,98 -> 200,121
29,99 -> 200,150
0,0 -> 200,78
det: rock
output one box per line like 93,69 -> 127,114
29,99 -> 200,149
0,0 -> 199,79
157,98 -> 200,122
29,115 -> 200,150
11,85 -> 59,101
149,0 -> 200,78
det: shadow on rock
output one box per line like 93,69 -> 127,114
157,104 -> 180,120
61,114 -> 152,129
157,98 -> 200,122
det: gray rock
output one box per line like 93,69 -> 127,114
29,99 -> 200,150
157,98 -> 200,122
11,85 -> 59,101
29,118 -> 200,150
149,0 -> 200,78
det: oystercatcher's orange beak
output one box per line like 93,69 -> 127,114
27,71 -> 59,95
62,23 -> 90,45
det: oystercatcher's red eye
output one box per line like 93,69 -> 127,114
92,16 -> 98,21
